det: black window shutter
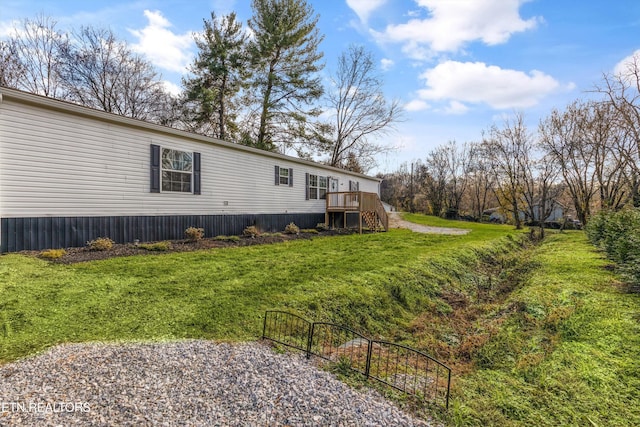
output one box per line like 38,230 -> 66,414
305,173 -> 310,200
349,180 -> 353,191
275,166 -> 280,185
193,152 -> 201,195
150,144 -> 160,193
289,168 -> 293,187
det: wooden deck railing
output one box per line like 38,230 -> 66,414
325,192 -> 388,232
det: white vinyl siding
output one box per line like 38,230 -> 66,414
0,89 -> 380,218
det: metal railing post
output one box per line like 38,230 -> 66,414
365,339 -> 373,379
446,371 -> 451,409
306,322 -> 315,359
262,311 -> 269,339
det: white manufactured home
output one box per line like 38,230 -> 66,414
0,87 -> 387,252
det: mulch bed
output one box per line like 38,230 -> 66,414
24,229 -> 358,264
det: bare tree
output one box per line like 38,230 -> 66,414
519,149 -> 563,239
467,142 -> 496,220
595,53 -> 640,206
0,40 -> 21,88
379,165 -> 411,210
58,26 -> 173,122
590,102 -> 633,210
318,45 -> 402,172
484,113 -> 532,229
0,15 -> 67,97
443,141 -> 472,218
539,100 -> 631,224
423,147 -> 449,216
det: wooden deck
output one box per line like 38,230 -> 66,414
325,192 -> 389,233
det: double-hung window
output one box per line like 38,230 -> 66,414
307,174 -> 327,199
275,166 -> 293,186
150,144 -> 201,194
162,148 -> 193,192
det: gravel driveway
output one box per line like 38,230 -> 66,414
0,341 -> 432,426
388,213 -> 470,235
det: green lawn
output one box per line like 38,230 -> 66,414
0,218 -> 517,362
1,215 -> 638,426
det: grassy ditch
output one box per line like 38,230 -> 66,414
445,231 -> 640,426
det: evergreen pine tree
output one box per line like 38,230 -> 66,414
246,0 -> 324,152
182,12 -> 246,141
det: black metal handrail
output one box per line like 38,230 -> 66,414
308,322 -> 371,377
262,310 -> 452,409
262,310 -> 312,353
367,340 -> 451,409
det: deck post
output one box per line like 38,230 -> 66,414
325,196 -> 329,228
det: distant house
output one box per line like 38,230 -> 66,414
0,87 -> 386,252
483,202 -> 566,224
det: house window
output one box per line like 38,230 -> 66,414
275,166 -> 293,186
162,148 -> 192,192
279,168 -> 289,185
307,174 -> 327,199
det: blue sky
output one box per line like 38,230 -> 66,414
2,0 -> 639,173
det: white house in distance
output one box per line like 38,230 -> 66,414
484,203 -> 566,224
0,87 -> 384,253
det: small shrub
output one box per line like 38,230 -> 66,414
316,222 -> 329,231
243,226 -> 259,238
185,227 -> 205,241
586,208 -> 640,286
40,248 -> 66,259
138,241 -> 171,251
87,237 -> 114,251
301,229 -> 319,234
284,222 -> 300,234
331,356 -> 354,376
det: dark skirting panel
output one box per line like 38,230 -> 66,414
0,213 -> 325,253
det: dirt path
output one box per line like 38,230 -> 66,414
388,212 -> 470,235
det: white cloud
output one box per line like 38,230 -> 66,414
444,100 -> 469,115
405,99 -> 430,111
417,60 -> 562,109
129,10 -> 193,73
374,0 -> 541,58
380,58 -> 394,71
0,20 -> 20,38
162,80 -> 182,96
614,49 -> 640,77
346,0 -> 387,23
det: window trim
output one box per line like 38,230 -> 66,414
306,173 -> 328,200
150,144 -> 200,195
161,147 -> 193,193
275,165 -> 293,187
